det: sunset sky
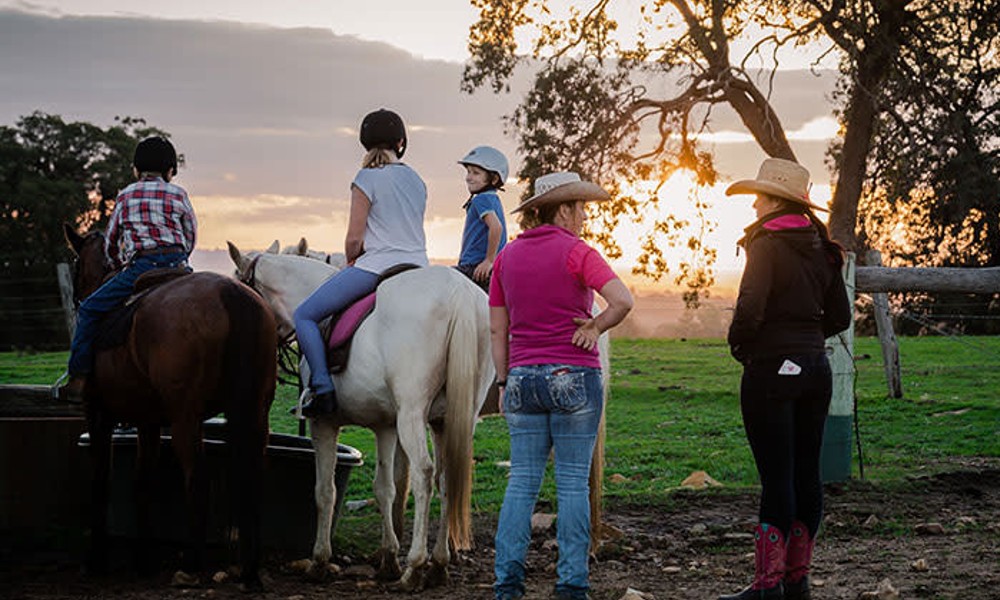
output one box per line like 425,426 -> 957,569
0,1 -> 841,286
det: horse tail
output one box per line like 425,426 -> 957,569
219,279 -> 278,585
589,329 -> 611,552
442,281 -> 479,551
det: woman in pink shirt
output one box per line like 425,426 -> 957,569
489,172 -> 633,600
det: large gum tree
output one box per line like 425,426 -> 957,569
462,0 -> 999,302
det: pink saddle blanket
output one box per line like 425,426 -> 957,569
327,292 -> 376,350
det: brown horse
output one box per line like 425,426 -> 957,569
64,224 -> 278,590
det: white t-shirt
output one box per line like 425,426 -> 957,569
351,162 -> 429,274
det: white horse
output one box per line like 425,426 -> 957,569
228,243 -> 494,590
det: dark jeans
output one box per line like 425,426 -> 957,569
740,352 -> 831,537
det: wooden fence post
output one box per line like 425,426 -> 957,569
865,250 -> 903,398
821,252 -> 856,483
56,263 -> 75,338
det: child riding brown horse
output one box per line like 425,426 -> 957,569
65,224 -> 278,590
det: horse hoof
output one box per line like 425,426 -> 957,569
305,561 -> 331,582
424,561 -> 450,588
171,570 -> 201,588
373,549 -> 402,582
398,566 -> 426,593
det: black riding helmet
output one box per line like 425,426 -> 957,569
133,136 -> 178,175
359,109 -> 407,158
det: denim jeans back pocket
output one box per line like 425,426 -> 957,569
548,369 -> 588,413
504,375 -> 524,413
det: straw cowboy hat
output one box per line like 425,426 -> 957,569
512,171 -> 611,213
725,158 -> 828,212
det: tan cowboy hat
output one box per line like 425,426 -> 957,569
725,158 -> 828,212
512,171 -> 611,213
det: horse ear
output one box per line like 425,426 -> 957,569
296,237 -> 308,256
64,222 -> 84,255
266,240 -> 280,254
226,241 -> 248,271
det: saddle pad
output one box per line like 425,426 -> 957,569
328,292 -> 376,350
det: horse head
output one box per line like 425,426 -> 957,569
279,236 -> 347,269
227,241 -> 338,340
63,223 -> 112,302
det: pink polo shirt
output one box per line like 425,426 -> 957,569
489,224 -> 617,368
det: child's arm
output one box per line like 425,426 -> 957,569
182,193 -> 197,253
473,212 -> 503,282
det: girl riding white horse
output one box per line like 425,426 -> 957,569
229,245 -> 493,590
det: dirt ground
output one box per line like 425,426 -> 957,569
4,460 -> 998,600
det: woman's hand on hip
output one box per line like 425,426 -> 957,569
572,317 -> 600,351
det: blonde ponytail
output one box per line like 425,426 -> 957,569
362,148 -> 398,169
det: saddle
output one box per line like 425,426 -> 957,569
93,268 -> 191,351
322,264 -> 421,373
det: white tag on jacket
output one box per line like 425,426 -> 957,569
778,359 -> 802,376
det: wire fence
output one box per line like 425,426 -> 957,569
0,264 -> 71,351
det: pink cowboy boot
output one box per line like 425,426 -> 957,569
784,520 -> 814,600
719,523 -> 786,600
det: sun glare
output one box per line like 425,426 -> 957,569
596,172 -> 833,290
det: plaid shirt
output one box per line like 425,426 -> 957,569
105,176 -> 197,267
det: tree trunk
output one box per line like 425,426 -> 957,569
827,1 -> 912,250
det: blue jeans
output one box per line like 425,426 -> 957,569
494,364 -> 603,600
293,266 -> 380,394
68,252 -> 189,376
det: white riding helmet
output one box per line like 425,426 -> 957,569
458,146 -> 509,184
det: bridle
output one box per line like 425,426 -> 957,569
237,253 -> 301,387
71,233 -> 116,307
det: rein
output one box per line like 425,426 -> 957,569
238,254 -> 302,387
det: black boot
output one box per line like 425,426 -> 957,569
301,390 -> 337,417
784,579 -> 809,600
57,375 -> 87,404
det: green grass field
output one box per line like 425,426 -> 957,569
3,337 -> 998,552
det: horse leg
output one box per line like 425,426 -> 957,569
133,424 -> 161,576
308,418 -> 340,577
425,423 -> 450,588
395,410 -> 435,592
372,428 -> 402,581
85,412 -> 114,576
391,438 -> 409,544
170,419 -> 207,584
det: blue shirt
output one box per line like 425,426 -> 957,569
458,190 -> 507,266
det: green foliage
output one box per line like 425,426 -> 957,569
851,1 -> 1000,269
464,1 -> 806,300
0,112 -> 174,265
465,0 -> 1000,286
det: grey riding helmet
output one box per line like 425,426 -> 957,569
458,146 -> 509,185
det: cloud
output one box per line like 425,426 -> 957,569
0,8 -> 519,210
686,116 -> 840,144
